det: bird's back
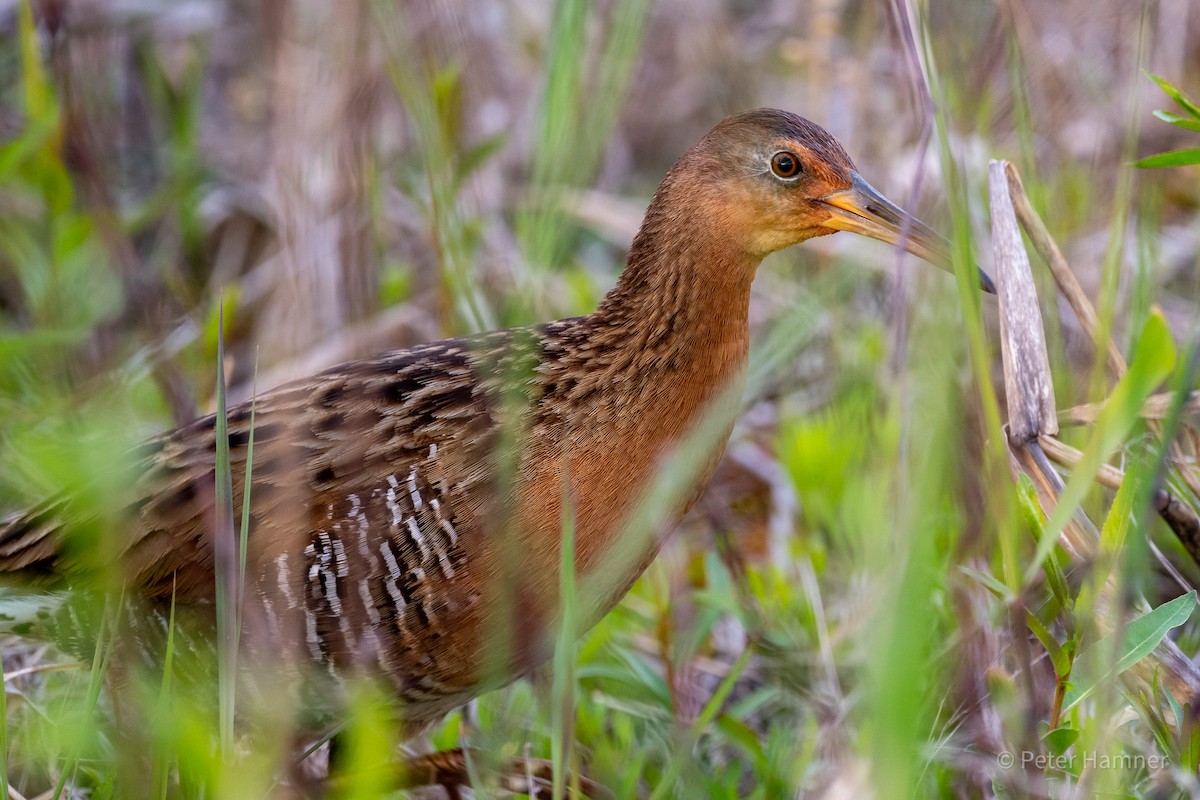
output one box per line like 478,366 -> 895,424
0,327 -> 540,723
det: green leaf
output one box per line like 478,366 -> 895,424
715,716 -> 766,763
1027,611 -> 1070,678
1112,592 -> 1197,674
237,361 -> 258,621
1063,591 -> 1197,712
454,132 -> 507,190
1134,149 -> 1200,169
1145,71 -> 1200,120
1153,110 -> 1200,133
1015,472 -> 1047,531
1042,726 -> 1080,756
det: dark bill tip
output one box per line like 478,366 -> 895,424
820,172 -> 996,295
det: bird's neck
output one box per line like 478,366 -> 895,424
569,193 -> 759,535
590,192 -> 761,383
511,199 -> 762,643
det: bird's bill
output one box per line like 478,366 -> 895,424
818,171 -> 996,294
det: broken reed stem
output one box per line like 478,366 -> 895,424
1008,436 -> 1095,560
1058,390 -> 1200,427
989,160 -> 1058,443
1037,435 -> 1126,492
1005,163 -> 1200,563
1058,389 -> 1200,508
995,161 -> 1200,708
1039,434 -> 1200,568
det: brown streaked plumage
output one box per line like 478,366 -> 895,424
0,109 -> 993,731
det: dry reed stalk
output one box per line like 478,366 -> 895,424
1058,391 -> 1200,427
991,159 -> 1200,709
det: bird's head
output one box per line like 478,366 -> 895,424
664,108 -> 995,292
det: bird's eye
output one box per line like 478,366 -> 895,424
770,151 -> 802,179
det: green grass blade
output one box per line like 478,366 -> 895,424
237,357 -> 257,626
152,585 -> 179,800
53,592 -> 120,800
213,301 -> 237,756
1133,149 -> 1200,168
1073,457 -> 1137,620
1152,110 -> 1200,132
1144,71 -> 1200,120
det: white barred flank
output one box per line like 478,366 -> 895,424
0,318 -> 578,723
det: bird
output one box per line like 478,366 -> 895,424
0,108 -> 992,782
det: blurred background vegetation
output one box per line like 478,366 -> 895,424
1,0 -> 1200,797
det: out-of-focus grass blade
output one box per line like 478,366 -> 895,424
335,684 -> 396,800
645,647 -> 753,800
1063,591 -> 1197,713
551,479 -> 579,800
1074,461 -> 1137,618
237,359 -> 257,622
576,288 -> 823,626
1014,474 -> 1071,607
958,565 -> 1013,601
152,587 -> 179,800
0,650 -> 7,798
1024,312 -> 1176,584
53,594 -> 118,800
18,0 -> 54,123
0,114 -> 59,181
520,0 -> 652,281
